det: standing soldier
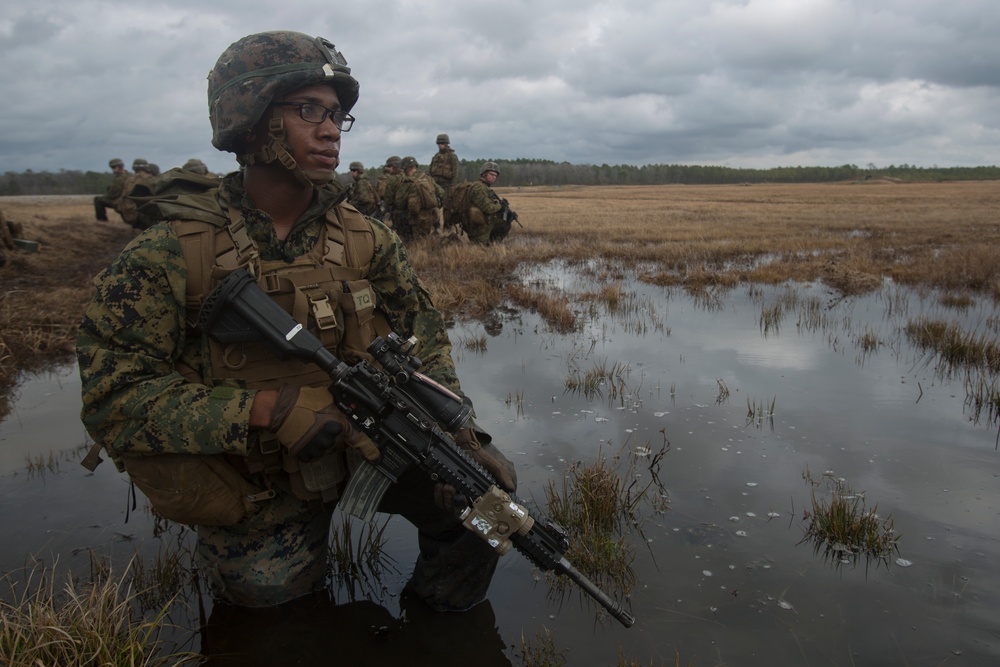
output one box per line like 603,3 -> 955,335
347,161 -> 379,217
93,158 -> 130,221
429,133 -> 459,196
464,162 -> 505,245
76,30 -> 515,615
392,156 -> 443,241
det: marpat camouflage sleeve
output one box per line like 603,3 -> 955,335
77,225 -> 255,456
366,219 -> 463,394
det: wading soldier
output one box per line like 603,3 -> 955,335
77,30 -> 515,612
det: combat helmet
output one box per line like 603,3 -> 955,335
109,158 -> 124,169
132,158 -> 150,172
349,161 -> 364,171
481,161 -> 500,176
436,133 -> 450,145
401,156 -> 418,171
182,158 -> 209,175
207,31 -> 360,185
385,156 -> 402,170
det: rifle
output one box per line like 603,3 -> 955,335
198,269 -> 635,628
490,191 -> 523,228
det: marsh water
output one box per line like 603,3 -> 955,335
2,263 -> 999,666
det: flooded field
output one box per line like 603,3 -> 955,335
2,261 -> 998,665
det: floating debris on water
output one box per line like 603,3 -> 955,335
895,558 -> 914,568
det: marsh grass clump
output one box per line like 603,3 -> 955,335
564,358 -> 631,401
328,514 -> 398,602
745,395 -> 776,429
0,557 -> 198,667
544,441 -> 667,602
906,317 -> 1000,375
799,468 -> 900,570
513,627 -> 566,666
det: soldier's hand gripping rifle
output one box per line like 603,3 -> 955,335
490,191 -> 523,228
198,269 -> 635,628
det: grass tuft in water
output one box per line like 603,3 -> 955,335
0,556 -> 198,666
328,514 -> 399,602
799,468 -> 900,571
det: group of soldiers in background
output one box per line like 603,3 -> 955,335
96,134 -> 516,245
345,133 -> 517,245
94,157 -> 218,229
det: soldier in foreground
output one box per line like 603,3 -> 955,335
77,30 -> 516,612
93,158 -> 130,221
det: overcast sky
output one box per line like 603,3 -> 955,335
2,0 -> 998,176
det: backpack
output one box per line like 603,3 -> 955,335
128,168 -> 222,230
442,180 -> 476,230
407,173 -> 439,214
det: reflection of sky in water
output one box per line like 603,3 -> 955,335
2,273 -> 999,664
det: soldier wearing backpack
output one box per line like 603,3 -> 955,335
390,156 -> 444,241
116,158 -> 155,229
77,30 -> 516,613
347,160 -> 379,217
447,162 -> 506,245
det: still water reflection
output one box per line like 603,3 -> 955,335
1,273 -> 998,665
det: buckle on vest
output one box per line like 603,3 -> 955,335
309,294 -> 338,330
262,272 -> 282,294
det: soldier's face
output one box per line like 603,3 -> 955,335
112,165 -> 124,175
438,142 -> 448,151
484,171 -> 499,185
277,83 -> 343,171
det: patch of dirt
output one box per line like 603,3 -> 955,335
0,196 -> 136,418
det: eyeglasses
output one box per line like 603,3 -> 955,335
274,103 -> 355,131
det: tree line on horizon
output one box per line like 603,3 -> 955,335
3,160 -> 999,196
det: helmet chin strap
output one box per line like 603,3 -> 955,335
242,108 -> 336,187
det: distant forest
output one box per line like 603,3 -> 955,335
3,160 -> 1000,196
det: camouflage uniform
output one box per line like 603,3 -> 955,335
465,176 -> 503,245
429,134 -> 459,195
392,158 -> 444,241
77,32 -> 510,612
94,158 -> 130,221
346,161 -> 379,217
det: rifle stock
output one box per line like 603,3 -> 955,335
198,269 -> 635,628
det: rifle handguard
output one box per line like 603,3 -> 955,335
461,485 -> 534,556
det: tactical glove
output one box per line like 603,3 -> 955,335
268,384 -> 380,463
453,427 -> 517,492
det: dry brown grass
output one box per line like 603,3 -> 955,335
407,181 -> 1000,319
3,182 -> 999,414
0,196 -> 135,415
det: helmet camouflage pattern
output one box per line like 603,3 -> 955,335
436,133 -> 450,144
109,158 -> 124,168
401,156 -> 418,170
132,158 -> 150,171
349,161 -> 364,171
481,161 -> 500,176
182,158 -> 209,174
385,156 -> 402,168
208,31 -> 360,153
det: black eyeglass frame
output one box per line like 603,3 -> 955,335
274,102 -> 355,131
